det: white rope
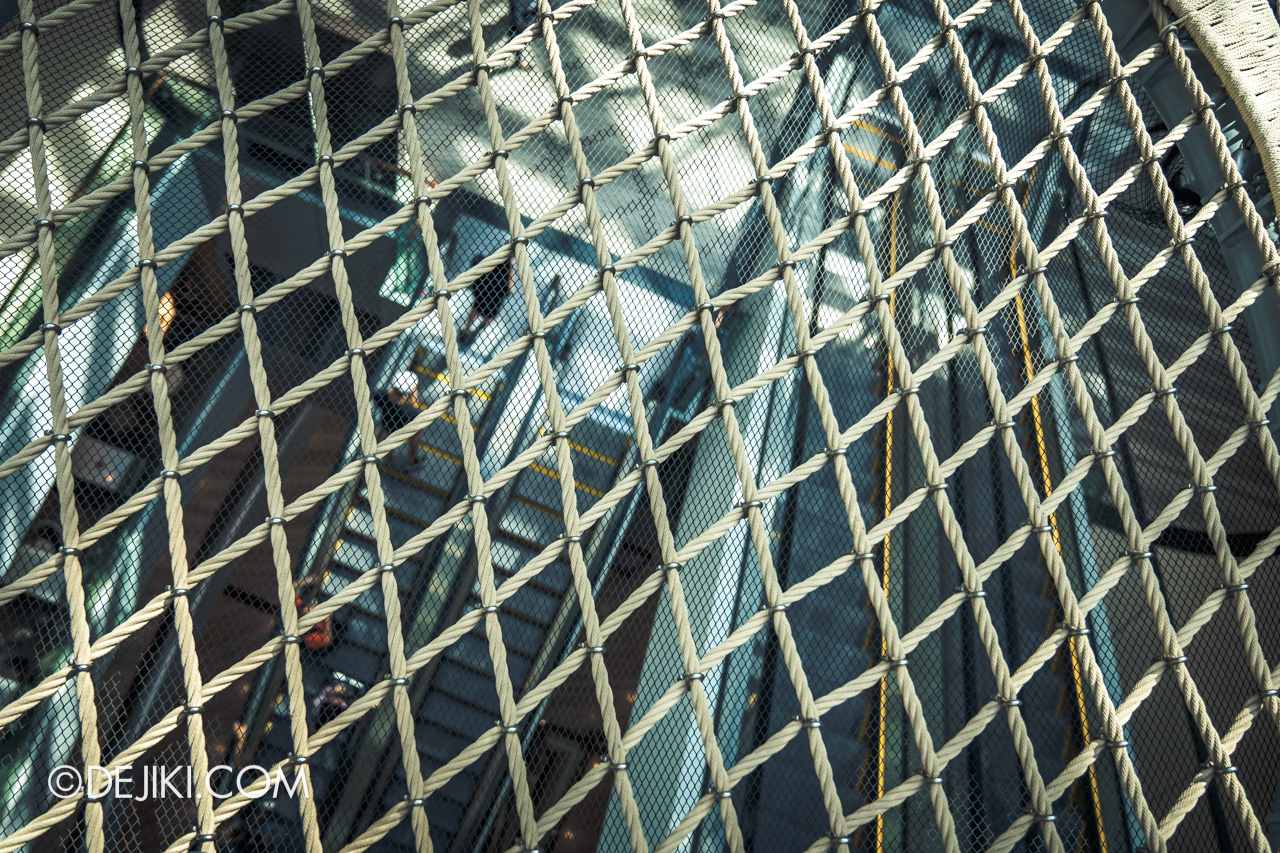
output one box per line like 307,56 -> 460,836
0,0 -> 1276,851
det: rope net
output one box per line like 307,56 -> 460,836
0,0 -> 1278,850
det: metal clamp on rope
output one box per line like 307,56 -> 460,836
642,458 -> 660,469
405,795 -> 427,807
1031,523 -> 1054,534
345,347 -> 364,360
826,446 -> 847,459
1125,549 -> 1153,561
578,644 -> 605,655
1194,97 -> 1218,119
1091,448 -> 1117,460
882,656 -> 908,669
59,546 -> 82,558
282,634 -> 301,645
1200,761 -> 1238,776
764,603 -> 787,614
266,516 -> 286,526
1022,808 -> 1057,823
995,695 -> 1023,708
1220,582 -> 1250,593
739,499 -> 764,511
239,303 -> 256,315
661,561 -> 681,577
1058,621 -> 1090,637
717,398 -> 736,411
851,551 -> 877,562
683,671 -> 704,682
496,721 -> 520,734
925,481 -> 948,493
989,419 -> 1016,431
168,587 -> 189,598
1103,738 -> 1129,749
71,662 -> 92,673
559,533 -> 582,543
184,704 -> 203,717
466,494 -> 487,505
1190,482 -> 1218,495
254,409 -> 274,420
922,775 -> 944,786
1160,654 -> 1189,665
957,585 -> 987,599
25,115 -> 45,131
19,20 -> 37,36
161,470 -> 180,480
792,715 -> 822,728
964,324 -> 988,339
50,433 -> 73,445
1249,418 -> 1272,431
40,322 -> 60,334
1151,385 -> 1177,398
481,604 -> 499,614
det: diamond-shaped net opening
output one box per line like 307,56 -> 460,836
0,0 -> 1278,851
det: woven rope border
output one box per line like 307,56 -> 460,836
0,1 -> 1277,852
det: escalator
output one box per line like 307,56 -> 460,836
247,343 -> 510,827
373,419 -> 632,850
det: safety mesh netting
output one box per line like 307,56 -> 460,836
0,0 -> 1279,850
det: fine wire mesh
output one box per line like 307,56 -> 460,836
0,0 -> 1277,851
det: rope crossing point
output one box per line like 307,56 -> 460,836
0,0 -> 1276,851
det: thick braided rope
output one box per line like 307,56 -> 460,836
118,0 -> 220,845
708,3 -> 956,850
0,48 -> 1245,745
290,0 -> 438,847
855,7 -> 1074,852
1165,0 -> 1280,206
203,1 -> 325,850
2,2 -> 1280,851
912,3 -> 1169,851
995,4 -> 1273,851
15,0 -> 106,850
1092,0 -> 1280,740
